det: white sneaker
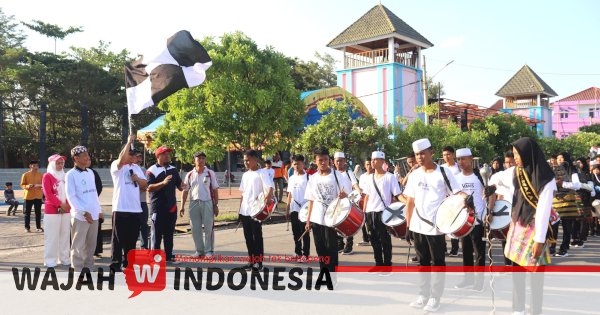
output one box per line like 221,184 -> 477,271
423,297 -> 440,312
205,252 -> 214,258
409,295 -> 428,309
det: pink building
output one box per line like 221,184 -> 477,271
553,87 -> 600,138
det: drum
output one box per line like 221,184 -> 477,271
592,200 -> 600,218
298,202 -> 309,222
434,194 -> 475,239
324,197 -> 365,237
250,192 -> 276,222
348,190 -> 362,204
381,201 -> 407,238
489,199 -> 512,240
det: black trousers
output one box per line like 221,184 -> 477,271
512,263 -> 545,314
290,212 -> 310,257
240,215 -> 264,264
549,222 -> 560,253
111,212 -> 141,267
151,211 -> 177,260
413,232 -> 446,298
366,212 -> 392,266
337,235 -> 354,249
95,217 -> 104,255
572,218 -> 589,242
139,202 -> 150,249
361,225 -> 370,242
461,225 -> 486,266
6,199 -> 19,214
312,223 -> 338,273
24,199 -> 42,230
560,217 -> 576,251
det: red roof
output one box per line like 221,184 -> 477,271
556,87 -> 600,102
489,99 -> 503,110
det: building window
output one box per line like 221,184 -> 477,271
590,108 -> 596,118
560,112 -> 568,119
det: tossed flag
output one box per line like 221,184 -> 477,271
125,30 -> 212,115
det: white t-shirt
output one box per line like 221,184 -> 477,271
183,167 -> 219,201
358,172 -> 373,191
364,172 -> 402,213
287,172 -> 309,212
239,169 -> 274,216
455,172 -> 486,223
264,168 -> 275,181
404,166 -> 462,235
489,166 -> 515,201
111,161 -> 146,213
304,169 -> 352,225
340,169 -> 358,186
441,162 -> 461,176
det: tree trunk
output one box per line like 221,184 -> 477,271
39,101 -> 47,167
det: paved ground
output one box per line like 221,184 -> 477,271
2,217 -> 600,271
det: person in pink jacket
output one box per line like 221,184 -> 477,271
42,154 -> 71,267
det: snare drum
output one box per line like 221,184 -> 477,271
324,197 -> 365,237
250,192 -> 276,222
298,202 -> 309,222
381,202 -> 407,238
489,199 -> 511,240
434,195 -> 475,239
348,190 -> 362,204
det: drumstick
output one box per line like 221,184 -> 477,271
297,228 -> 310,242
234,221 -> 241,233
406,243 -> 412,267
286,218 -> 290,231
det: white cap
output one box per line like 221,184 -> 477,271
371,151 -> 385,159
456,148 -> 472,158
334,152 -> 345,159
412,138 -> 432,153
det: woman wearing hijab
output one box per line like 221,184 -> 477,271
572,157 -> 595,246
590,164 -> 600,236
42,154 -> 71,267
553,152 -> 586,257
491,156 -> 504,175
499,137 -> 556,315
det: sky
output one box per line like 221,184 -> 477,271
3,0 -> 600,107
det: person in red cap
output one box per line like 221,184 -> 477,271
147,145 -> 184,264
42,154 -> 71,267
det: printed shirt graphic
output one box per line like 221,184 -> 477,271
364,173 -> 402,213
455,172 -> 485,223
404,166 -> 461,235
304,170 -> 352,225
239,169 -> 274,216
111,161 -> 146,213
287,173 -> 309,212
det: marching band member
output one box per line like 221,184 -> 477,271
333,152 -> 360,255
441,146 -> 461,257
362,151 -> 404,267
487,150 -> 517,265
405,139 -> 463,312
304,147 -> 352,273
285,154 -> 310,261
454,148 -> 486,292
238,150 -> 274,271
357,158 -> 374,246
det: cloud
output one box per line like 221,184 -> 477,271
440,36 -> 466,49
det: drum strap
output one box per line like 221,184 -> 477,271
440,166 -> 452,196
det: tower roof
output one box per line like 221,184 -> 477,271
495,65 -> 557,98
327,4 -> 433,49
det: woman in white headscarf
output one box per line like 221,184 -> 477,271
42,154 -> 71,267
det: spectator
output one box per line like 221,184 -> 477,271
66,146 -> 103,272
42,154 -> 71,268
272,153 -> 285,203
21,160 -> 43,232
4,182 -> 19,216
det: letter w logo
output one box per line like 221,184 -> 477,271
133,264 -> 160,283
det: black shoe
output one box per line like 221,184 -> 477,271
342,246 -> 353,255
448,251 -> 458,257
110,262 -> 122,273
25,228 -> 31,233
555,250 -> 569,257
411,256 -> 418,262
36,228 -> 44,232
252,263 -> 264,271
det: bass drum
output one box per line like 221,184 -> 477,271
434,195 -> 475,239
324,197 -> 365,237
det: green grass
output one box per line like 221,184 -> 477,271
215,213 -> 238,222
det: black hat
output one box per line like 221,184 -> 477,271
193,151 -> 207,158
5,182 -> 12,186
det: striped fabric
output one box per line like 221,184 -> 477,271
553,193 -> 584,217
504,221 -> 551,267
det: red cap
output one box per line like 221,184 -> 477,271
155,146 -> 173,157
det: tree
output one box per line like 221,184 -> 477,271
470,114 -> 537,156
154,32 -> 304,163
579,124 -> 600,134
288,52 -> 337,91
294,98 -> 388,162
21,20 -> 82,54
425,76 -> 445,101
